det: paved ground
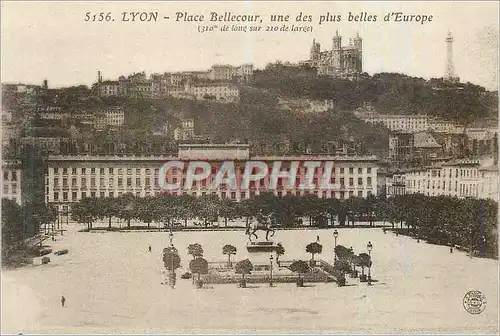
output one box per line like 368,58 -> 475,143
2,224 -> 498,334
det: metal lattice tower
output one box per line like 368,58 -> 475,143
445,31 -> 456,81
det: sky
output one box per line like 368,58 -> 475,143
1,1 -> 499,90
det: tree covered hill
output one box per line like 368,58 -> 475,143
251,63 -> 498,124
94,87 -> 390,155
5,66 -> 496,157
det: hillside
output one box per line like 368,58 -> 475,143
5,67 -> 496,157
251,63 -> 498,124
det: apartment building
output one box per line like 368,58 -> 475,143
2,160 -> 22,204
95,107 -> 125,129
99,81 -> 120,97
386,172 -> 406,197
277,98 -> 335,113
207,64 -> 254,81
404,159 -> 498,201
364,114 -> 430,133
184,81 -> 239,102
44,145 -> 379,213
428,120 -> 462,134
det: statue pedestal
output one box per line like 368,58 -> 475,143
246,241 -> 280,271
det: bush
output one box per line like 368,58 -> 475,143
181,272 -> 192,279
195,279 -> 204,288
41,256 -> 50,264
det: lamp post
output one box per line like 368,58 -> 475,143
169,230 -> 175,288
367,241 -> 373,285
269,254 -> 274,287
333,229 -> 338,261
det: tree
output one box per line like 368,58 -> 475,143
1,199 -> 24,251
326,198 -> 341,226
162,247 -> 181,271
305,242 -> 322,265
235,259 -> 253,288
71,197 -> 99,230
33,202 -> 57,234
116,193 -> 137,228
163,246 -> 181,288
97,196 -> 118,229
289,260 -> 310,287
222,244 -> 237,267
302,195 -> 326,227
219,198 -> 238,227
276,243 -> 285,266
187,243 -> 204,259
195,194 -> 219,227
189,257 -> 209,288
135,196 -> 159,228
334,245 -> 352,261
237,198 -> 257,229
333,258 -> 351,286
357,253 -> 372,280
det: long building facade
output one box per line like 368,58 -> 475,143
404,159 -> 498,201
44,144 -> 380,214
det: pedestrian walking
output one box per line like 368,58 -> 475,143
316,235 -> 320,242
148,245 -> 152,252
61,296 -> 66,307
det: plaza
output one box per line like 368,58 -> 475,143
2,225 -> 498,334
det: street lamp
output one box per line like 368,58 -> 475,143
169,230 -> 175,288
367,241 -> 373,285
269,254 -> 274,287
333,229 -> 339,261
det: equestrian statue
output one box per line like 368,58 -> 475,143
245,212 -> 275,242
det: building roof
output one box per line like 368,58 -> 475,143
413,132 -> 441,148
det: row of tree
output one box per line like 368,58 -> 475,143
70,192 -> 498,257
1,198 -> 58,258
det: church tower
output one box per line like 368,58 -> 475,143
332,30 -> 342,50
353,32 -> 362,51
353,32 -> 363,73
310,38 -> 321,64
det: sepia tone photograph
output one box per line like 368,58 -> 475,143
1,1 -> 499,334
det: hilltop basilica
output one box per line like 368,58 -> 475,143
302,31 -> 363,79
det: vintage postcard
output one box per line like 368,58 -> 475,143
1,1 -> 499,334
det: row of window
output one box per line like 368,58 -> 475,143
409,168 -> 479,179
51,175 -> 374,188
51,189 -> 374,202
52,167 -> 160,175
407,179 -> 480,195
50,166 -> 375,176
53,177 -> 159,188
